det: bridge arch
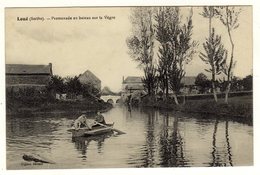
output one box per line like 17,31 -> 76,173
100,95 -> 121,104
107,99 -> 114,104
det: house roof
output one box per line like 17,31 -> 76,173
6,64 -> 52,75
181,76 -> 196,86
123,76 -> 142,84
79,70 -> 101,83
125,84 -> 144,90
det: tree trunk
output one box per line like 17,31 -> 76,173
209,11 -> 212,38
166,75 -> 169,98
209,8 -> 218,103
212,81 -> 218,103
225,7 -> 235,105
173,94 -> 179,105
182,95 -> 186,105
225,82 -> 231,104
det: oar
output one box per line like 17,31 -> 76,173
95,122 -> 126,135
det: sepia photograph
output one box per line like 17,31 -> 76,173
5,6 -> 253,170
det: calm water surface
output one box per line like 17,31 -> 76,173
6,105 -> 253,169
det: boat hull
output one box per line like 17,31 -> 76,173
69,123 -> 114,137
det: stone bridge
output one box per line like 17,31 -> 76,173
100,95 -> 121,104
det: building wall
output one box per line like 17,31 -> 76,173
6,75 -> 51,85
121,82 -> 145,102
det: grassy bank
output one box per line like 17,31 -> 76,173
6,96 -> 113,115
140,95 -> 253,124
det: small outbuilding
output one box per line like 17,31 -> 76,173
6,63 -> 53,90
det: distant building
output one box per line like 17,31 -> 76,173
121,76 -> 145,102
78,70 -> 101,91
180,76 -> 198,94
101,86 -> 116,96
6,63 -> 53,90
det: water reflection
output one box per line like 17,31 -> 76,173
6,106 -> 253,169
142,108 -> 156,167
210,119 -> 233,166
72,133 -> 113,160
158,112 -> 187,167
225,121 -> 233,166
211,119 -> 219,166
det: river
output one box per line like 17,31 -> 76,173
6,104 -> 253,169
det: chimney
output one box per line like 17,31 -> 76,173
49,63 -> 53,75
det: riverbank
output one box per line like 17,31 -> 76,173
6,96 -> 113,115
140,95 -> 253,124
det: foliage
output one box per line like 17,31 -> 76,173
155,7 -> 177,96
215,6 -> 241,31
230,76 -> 243,91
126,7 -> 155,66
216,6 -> 241,79
242,75 -> 253,91
46,75 -> 100,98
195,73 -> 211,93
6,87 -> 52,108
200,6 -> 216,18
155,7 -> 197,100
142,64 -> 157,95
200,28 -> 227,77
215,6 -> 241,103
82,83 -> 100,97
199,27 -> 227,102
47,75 -> 66,94
64,76 -> 83,96
127,7 -> 157,96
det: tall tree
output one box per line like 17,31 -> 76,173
201,7 -> 215,39
154,7 -> 175,98
200,7 -> 222,102
143,64 -> 157,95
168,9 -> 197,104
216,7 -> 241,103
200,28 -> 227,102
155,7 -> 197,104
127,7 -> 157,96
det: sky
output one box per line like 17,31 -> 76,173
5,7 -> 252,92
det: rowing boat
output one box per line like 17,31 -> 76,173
68,123 -> 114,137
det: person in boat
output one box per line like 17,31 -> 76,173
94,111 -> 106,125
74,114 -> 97,130
74,114 -> 87,129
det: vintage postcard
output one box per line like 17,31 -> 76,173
5,6 -> 253,171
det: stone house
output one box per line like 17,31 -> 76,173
78,70 -> 101,92
6,63 -> 53,91
121,76 -> 145,102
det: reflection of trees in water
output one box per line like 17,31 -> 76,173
72,133 -> 112,160
125,108 -> 159,167
6,114 -> 60,154
210,119 -> 233,166
158,113 -> 187,167
211,119 -> 219,166
140,109 -> 156,167
7,115 -> 59,138
72,137 -> 89,159
225,121 -> 233,166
